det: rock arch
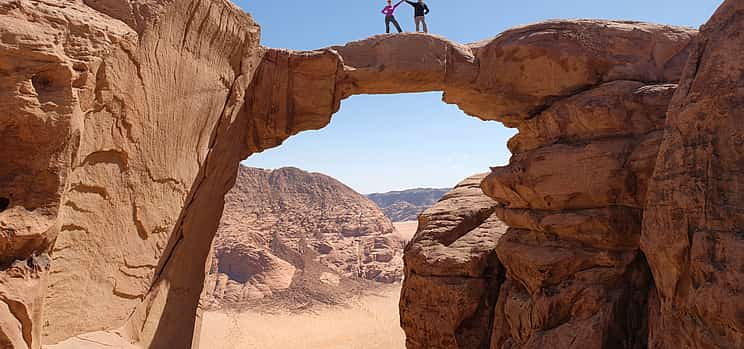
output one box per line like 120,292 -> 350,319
3,1 -> 743,349
242,23 -> 694,347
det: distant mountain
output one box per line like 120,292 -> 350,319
204,166 -> 403,310
367,188 -> 451,222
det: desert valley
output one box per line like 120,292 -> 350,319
1,0 -> 743,349
198,167 -> 505,349
199,166 -> 435,349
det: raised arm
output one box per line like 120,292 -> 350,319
405,1 -> 415,5
393,0 -> 405,9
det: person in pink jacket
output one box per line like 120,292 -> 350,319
382,0 -> 405,33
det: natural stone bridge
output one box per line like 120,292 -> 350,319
0,0 -> 742,348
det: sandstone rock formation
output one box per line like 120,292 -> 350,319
4,0 -> 744,348
1,0 -> 263,347
203,166 -> 402,308
368,188 -> 450,222
641,2 -> 744,347
400,174 -> 507,349
483,77 -> 674,349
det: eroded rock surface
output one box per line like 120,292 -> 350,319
1,0 -> 262,347
400,174 -> 507,349
6,0 -> 744,348
482,67 -> 680,349
0,2 -> 133,346
251,21 -> 696,138
203,166 -> 402,308
641,1 -> 744,347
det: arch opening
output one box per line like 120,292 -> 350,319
193,21 -> 697,348
199,91 -> 514,348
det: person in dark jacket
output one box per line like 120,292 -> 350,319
382,0 -> 405,33
405,0 -> 430,33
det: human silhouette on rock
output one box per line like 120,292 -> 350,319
405,0 -> 430,33
382,0 -> 405,33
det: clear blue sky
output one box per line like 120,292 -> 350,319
236,0 -> 721,194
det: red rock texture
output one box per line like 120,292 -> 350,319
4,0 -> 744,348
1,0 -> 262,347
480,59 -> 684,349
641,1 -> 744,347
400,174 -> 507,349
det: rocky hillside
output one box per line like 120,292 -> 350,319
368,188 -> 449,221
203,166 -> 402,309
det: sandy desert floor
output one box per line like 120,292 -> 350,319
199,221 -> 418,349
393,220 -> 418,242
199,283 -> 406,349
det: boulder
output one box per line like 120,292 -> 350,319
401,174 -> 506,349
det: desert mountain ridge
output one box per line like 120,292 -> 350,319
203,166 -> 404,311
367,187 -> 450,222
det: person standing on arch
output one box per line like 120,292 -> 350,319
382,0 -> 405,33
405,0 -> 430,33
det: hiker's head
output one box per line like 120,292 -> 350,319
418,0 -> 423,2
387,0 -> 392,3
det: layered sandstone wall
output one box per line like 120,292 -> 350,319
395,27 -> 694,346
483,76 -> 677,349
2,2 -> 131,347
641,1 -> 744,347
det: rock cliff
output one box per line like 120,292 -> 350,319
400,174 -> 507,349
2,0 -> 263,347
203,166 -> 402,309
2,0 -> 743,348
641,2 -> 744,347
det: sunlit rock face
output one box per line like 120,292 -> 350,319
400,174 -> 506,349
482,79 -> 676,349
1,0 -> 262,347
4,0 -> 744,348
642,1 -> 744,347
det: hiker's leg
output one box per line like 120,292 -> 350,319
386,16 -> 391,33
422,17 -> 428,33
392,17 -> 403,33
415,16 -> 421,32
